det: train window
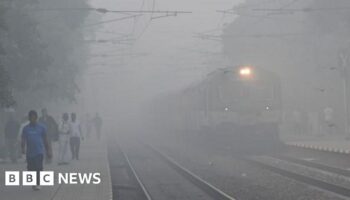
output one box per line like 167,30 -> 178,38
231,81 -> 274,101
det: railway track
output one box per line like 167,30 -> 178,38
108,139 -> 151,200
145,143 -> 236,200
109,138 -> 237,200
110,135 -> 350,200
119,146 -> 153,200
244,156 -> 350,198
271,154 -> 350,178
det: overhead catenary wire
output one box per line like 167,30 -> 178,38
84,14 -> 143,27
214,0 -> 304,39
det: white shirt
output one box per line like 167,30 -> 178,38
70,121 -> 82,138
60,121 -> 70,135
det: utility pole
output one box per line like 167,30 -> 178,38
339,49 -> 350,135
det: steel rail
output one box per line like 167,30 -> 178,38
244,157 -> 350,198
118,146 -> 153,200
271,154 -> 350,178
145,143 -> 237,200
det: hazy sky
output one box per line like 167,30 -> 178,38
83,0 -> 243,121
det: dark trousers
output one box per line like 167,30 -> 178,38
70,137 -> 80,160
44,139 -> 53,164
27,154 -> 44,186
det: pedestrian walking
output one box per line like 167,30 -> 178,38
92,113 -> 103,140
58,113 -> 70,165
21,110 -> 51,191
39,108 -> 58,164
4,113 -> 20,163
18,115 -> 29,135
18,115 -> 29,159
70,113 -> 83,160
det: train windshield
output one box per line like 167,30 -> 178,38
218,81 -> 274,103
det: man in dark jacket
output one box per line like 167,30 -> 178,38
4,113 -> 20,163
39,108 -> 58,164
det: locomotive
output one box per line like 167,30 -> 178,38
151,66 -> 282,153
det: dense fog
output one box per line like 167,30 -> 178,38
1,0 -> 350,166
3,1 -> 350,200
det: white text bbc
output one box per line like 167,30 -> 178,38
5,171 -> 101,186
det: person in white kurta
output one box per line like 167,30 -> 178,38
70,113 -> 83,160
58,113 -> 71,165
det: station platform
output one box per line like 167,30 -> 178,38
282,134 -> 350,154
0,139 -> 113,200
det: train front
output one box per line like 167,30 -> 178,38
203,66 -> 282,153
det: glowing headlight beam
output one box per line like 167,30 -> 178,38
239,67 -> 252,76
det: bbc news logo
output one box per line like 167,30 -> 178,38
5,171 -> 101,186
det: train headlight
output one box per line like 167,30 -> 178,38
239,66 -> 252,77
